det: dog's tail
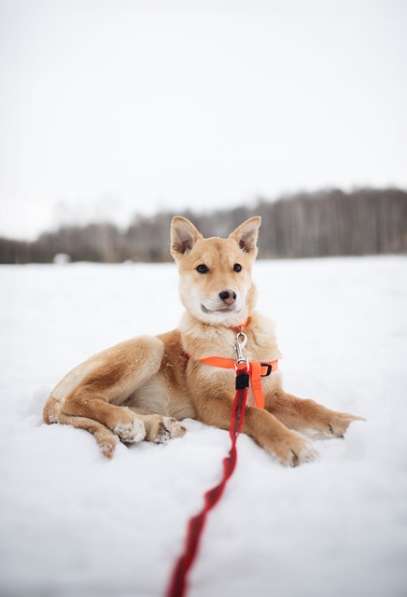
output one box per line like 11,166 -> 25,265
43,395 -> 118,458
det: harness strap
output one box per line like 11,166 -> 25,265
199,356 -> 278,409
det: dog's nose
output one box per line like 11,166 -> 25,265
219,290 -> 237,305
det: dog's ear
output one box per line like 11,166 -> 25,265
229,216 -> 261,254
170,216 -> 203,257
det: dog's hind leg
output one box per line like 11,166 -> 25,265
43,396 -> 118,457
60,336 -> 165,449
56,413 -> 119,458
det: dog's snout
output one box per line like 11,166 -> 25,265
219,290 -> 237,305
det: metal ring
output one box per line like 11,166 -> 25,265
236,331 -> 247,348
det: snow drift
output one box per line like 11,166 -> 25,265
0,257 -> 406,597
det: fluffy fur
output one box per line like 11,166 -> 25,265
43,216 -> 363,465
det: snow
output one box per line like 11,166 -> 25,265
0,256 -> 406,597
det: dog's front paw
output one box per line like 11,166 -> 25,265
266,430 -> 318,467
113,409 -> 146,443
321,411 -> 365,439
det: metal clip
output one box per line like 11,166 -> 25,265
234,331 -> 248,364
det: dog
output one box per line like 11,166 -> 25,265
43,216 -> 363,465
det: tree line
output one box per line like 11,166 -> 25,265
1,187 -> 406,264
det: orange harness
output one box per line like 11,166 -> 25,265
199,356 -> 278,409
198,318 -> 279,410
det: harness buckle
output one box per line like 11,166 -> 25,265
235,372 -> 250,389
260,363 -> 273,377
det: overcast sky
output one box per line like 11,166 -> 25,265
0,0 -> 406,239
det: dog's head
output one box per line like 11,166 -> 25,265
170,216 -> 261,326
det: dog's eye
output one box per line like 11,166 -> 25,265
233,263 -> 242,273
196,264 -> 209,274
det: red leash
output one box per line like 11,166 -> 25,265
165,361 -> 250,597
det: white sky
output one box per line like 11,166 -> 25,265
0,0 -> 406,239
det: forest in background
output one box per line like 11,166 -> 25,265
0,187 -> 406,263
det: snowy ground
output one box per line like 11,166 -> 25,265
0,257 -> 406,597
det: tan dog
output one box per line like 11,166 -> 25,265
43,216 -> 362,465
